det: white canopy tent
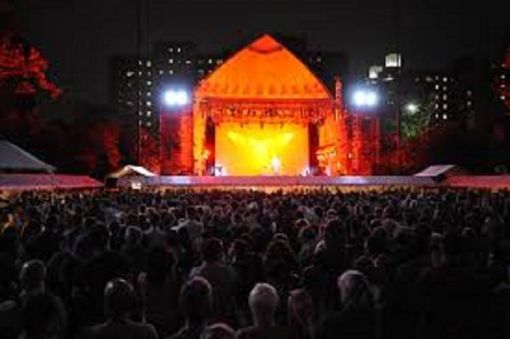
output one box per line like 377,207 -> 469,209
108,165 -> 156,179
0,141 -> 55,173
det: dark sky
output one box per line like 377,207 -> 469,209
16,0 -> 510,106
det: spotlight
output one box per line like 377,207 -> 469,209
162,89 -> 190,107
351,89 -> 378,108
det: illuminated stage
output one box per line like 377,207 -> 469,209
159,34 -> 380,176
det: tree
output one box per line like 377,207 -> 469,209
400,94 -> 435,140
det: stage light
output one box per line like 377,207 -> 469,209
352,89 -> 378,108
162,89 -> 190,107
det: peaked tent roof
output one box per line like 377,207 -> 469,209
108,165 -> 156,178
0,141 -> 55,173
196,34 -> 333,100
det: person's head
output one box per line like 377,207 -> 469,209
124,226 -> 143,248
228,238 -> 248,261
248,283 -> 279,326
20,260 -> 46,294
202,238 -> 224,264
179,277 -> 212,324
104,278 -> 135,320
337,270 -> 374,310
201,323 -> 236,339
22,293 -> 64,339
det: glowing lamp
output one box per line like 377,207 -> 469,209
352,89 -> 378,108
162,89 -> 190,107
406,103 -> 418,114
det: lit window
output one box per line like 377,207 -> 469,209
138,60 -> 143,66
146,61 -> 152,67
435,85 -> 439,90
467,90 -> 472,96
435,113 -> 439,118
146,92 -> 151,97
217,59 -> 223,64
169,59 -> 174,64
159,70 -> 164,75
443,104 -> 448,110
185,60 -> 192,64
126,71 -> 134,77
169,70 -> 174,75
208,59 -> 213,64
502,96 -> 506,100
443,77 -> 448,82
147,122 -> 152,127
138,111 -> 143,116
177,48 -> 181,53
443,86 -> 447,91
169,48 -> 173,53
147,111 -> 152,117
443,94 -> 448,100
442,114 -> 448,120
146,101 -> 152,107
146,81 -> 152,86
146,71 -> 151,76
138,71 -> 142,76
501,75 -> 506,79
434,104 -> 439,109
467,101 -> 472,106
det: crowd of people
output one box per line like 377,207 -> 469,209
0,187 -> 509,339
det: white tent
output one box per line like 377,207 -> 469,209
108,165 -> 156,178
0,141 -> 55,173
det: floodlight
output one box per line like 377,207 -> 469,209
162,89 -> 190,107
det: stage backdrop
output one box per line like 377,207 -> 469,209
215,122 -> 309,176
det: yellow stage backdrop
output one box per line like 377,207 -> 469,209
215,122 -> 309,176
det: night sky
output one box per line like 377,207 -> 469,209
15,0 -> 510,106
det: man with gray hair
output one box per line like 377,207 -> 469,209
237,283 -> 288,339
316,270 -> 376,339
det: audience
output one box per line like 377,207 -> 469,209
0,188 -> 509,339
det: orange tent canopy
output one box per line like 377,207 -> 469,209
196,34 -> 333,101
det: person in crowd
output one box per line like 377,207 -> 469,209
79,278 -> 158,339
237,283 -> 288,339
201,323 -> 236,339
174,207 -> 204,254
168,277 -> 213,339
138,247 -> 181,337
0,260 -> 66,339
189,238 -> 236,323
316,270 -> 376,339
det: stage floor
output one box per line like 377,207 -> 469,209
140,175 -> 437,188
116,175 -> 510,190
